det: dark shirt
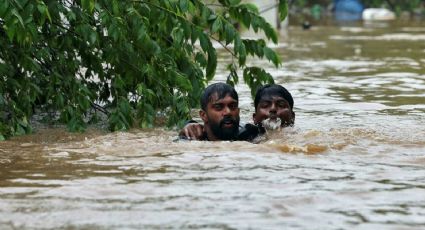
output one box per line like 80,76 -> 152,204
178,121 -> 265,142
237,123 -> 265,141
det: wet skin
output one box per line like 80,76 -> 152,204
200,93 -> 240,141
253,95 -> 295,127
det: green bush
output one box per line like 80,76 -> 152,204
0,0 -> 288,139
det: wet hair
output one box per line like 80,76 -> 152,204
254,84 -> 294,111
200,83 -> 238,111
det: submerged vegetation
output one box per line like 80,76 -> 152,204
0,0 -> 288,140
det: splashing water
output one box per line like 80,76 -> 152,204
261,117 -> 282,130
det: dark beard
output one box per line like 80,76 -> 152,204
210,116 -> 239,140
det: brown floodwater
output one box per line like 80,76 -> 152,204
1,21 -> 425,229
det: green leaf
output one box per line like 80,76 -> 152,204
241,9 -> 251,28
15,124 -> 26,136
206,47 -> 217,81
191,28 -> 199,44
263,47 -> 280,67
0,0 -> 9,17
11,9 -> 25,28
137,25 -> 146,41
278,0 -> 288,21
224,23 -> 235,45
79,95 -> 91,111
199,32 -> 209,52
90,0 -> 96,12
244,3 -> 259,13
56,94 -> 65,108
234,35 -> 241,54
12,0 -> 23,10
137,83 -> 156,102
211,17 -> 223,34
201,6 -> 210,22
45,8 -> 52,23
112,0 -> 119,15
187,1 -> 196,14
81,0 -> 95,13
243,67 -> 275,98
174,72 -> 192,91
89,30 -> 97,45
229,0 -> 241,6
238,42 -> 246,66
195,52 -> 207,67
171,27 -> 184,46
251,16 -> 259,32
263,22 -> 278,43
208,14 -> 217,22
226,64 -> 239,86
67,117 -> 86,133
37,3 -> 52,23
179,0 -> 188,13
118,112 -> 130,129
5,21 -> 16,41
180,20 -> 191,39
138,102 -> 155,128
81,0 -> 87,9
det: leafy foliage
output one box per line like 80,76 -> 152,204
0,0 -> 288,139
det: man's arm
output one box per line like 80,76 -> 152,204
178,121 -> 204,140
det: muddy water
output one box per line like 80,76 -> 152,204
1,22 -> 425,229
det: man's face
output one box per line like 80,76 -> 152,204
253,95 -> 294,129
201,93 -> 240,140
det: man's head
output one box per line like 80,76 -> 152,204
253,84 -> 295,129
200,83 -> 240,141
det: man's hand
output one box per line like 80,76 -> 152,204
179,123 -> 204,140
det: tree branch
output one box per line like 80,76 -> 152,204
133,0 -> 238,58
91,102 -> 109,115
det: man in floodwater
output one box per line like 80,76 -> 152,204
180,84 -> 295,141
252,84 -> 295,130
194,82 -> 241,141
